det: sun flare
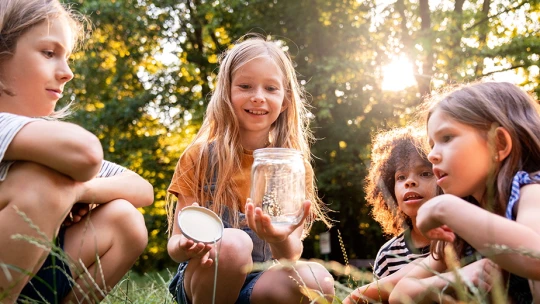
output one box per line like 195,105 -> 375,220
381,55 -> 417,91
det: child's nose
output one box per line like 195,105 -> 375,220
250,88 -> 266,103
405,178 -> 417,187
428,149 -> 440,164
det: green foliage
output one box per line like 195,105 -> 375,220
62,0 -> 540,272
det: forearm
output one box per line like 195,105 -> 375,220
436,197 -> 540,279
79,170 -> 154,207
390,273 -> 455,304
346,258 -> 427,303
6,120 -> 103,181
344,281 -> 393,303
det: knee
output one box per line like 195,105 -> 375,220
4,162 -> 78,218
217,229 -> 253,264
102,200 -> 148,253
295,262 -> 335,297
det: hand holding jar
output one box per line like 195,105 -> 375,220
250,148 -> 306,225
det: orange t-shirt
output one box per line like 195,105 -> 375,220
168,144 -> 254,213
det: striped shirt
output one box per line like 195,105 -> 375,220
372,229 -> 429,279
0,112 -> 124,181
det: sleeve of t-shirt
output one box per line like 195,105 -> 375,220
372,237 -> 396,280
0,113 -> 40,181
168,147 -> 198,198
0,113 -> 125,180
97,160 -> 126,177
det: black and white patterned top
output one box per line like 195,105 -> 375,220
372,229 -> 429,279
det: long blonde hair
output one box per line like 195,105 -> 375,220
168,36 -> 331,234
0,0 -> 86,117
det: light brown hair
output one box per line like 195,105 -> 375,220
424,81 -> 540,259
0,0 -> 85,116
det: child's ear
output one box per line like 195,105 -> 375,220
495,127 -> 512,162
280,96 -> 289,113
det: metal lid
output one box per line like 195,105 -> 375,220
178,206 -> 224,243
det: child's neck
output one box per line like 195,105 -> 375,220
410,222 -> 430,248
240,133 -> 270,150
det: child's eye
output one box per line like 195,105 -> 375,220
42,50 -> 55,58
442,135 -> 453,142
421,171 -> 434,177
266,86 -> 278,92
396,174 -> 406,181
238,84 -> 250,89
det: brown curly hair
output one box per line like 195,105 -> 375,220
365,125 -> 432,236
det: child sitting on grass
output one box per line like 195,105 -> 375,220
344,126 -> 435,303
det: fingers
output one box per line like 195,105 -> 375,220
291,200 -> 311,229
459,259 -> 500,293
424,226 -> 456,242
245,199 -> 257,230
253,205 -> 271,234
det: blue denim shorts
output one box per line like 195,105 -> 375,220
169,261 -> 264,304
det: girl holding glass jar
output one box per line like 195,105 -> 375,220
166,35 -> 334,304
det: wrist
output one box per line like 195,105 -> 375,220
433,194 -> 453,223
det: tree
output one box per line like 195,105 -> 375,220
63,0 -> 540,271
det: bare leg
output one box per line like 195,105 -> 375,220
185,229 -> 254,304
251,260 -> 335,303
61,199 -> 148,303
0,162 -> 78,303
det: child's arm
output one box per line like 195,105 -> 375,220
417,190 -> 540,280
344,259 -> 424,304
77,169 -> 154,208
167,194 -> 214,266
390,256 -> 497,304
245,200 -> 311,260
5,120 -> 103,181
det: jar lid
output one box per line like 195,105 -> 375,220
178,206 -> 224,243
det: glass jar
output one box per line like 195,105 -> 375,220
250,148 -> 305,225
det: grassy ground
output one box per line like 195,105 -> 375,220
102,269 -> 176,304
100,263 -> 371,304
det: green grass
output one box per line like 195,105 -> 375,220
100,263 -> 371,304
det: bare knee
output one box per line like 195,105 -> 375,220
294,262 -> 335,297
218,229 -> 253,260
100,200 -> 148,253
1,162 -> 78,222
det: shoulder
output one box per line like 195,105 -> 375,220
516,183 -> 540,214
178,143 -> 205,164
97,160 -> 126,177
0,113 -> 40,133
376,232 -> 406,257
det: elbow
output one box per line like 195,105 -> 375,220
140,180 -> 155,207
72,133 -> 103,181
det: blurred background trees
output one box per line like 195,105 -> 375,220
64,0 -> 540,272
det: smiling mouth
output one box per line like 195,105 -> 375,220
245,109 -> 268,115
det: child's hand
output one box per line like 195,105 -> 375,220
62,203 -> 91,227
245,199 -> 311,243
456,258 -> 501,292
424,225 -> 456,242
416,195 -> 456,242
174,202 -> 214,267
177,235 -> 214,268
